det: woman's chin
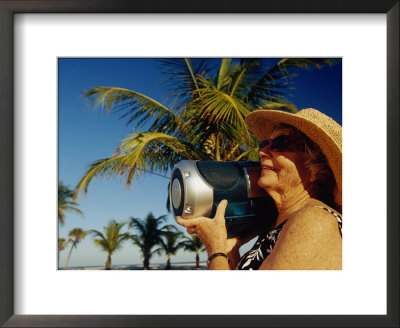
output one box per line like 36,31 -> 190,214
258,178 -> 274,190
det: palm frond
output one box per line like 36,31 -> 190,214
256,102 -> 298,113
59,205 -> 84,217
158,229 -> 186,256
58,180 -> 83,224
75,155 -> 126,194
276,58 -> 337,70
58,238 -> 69,251
194,76 -> 251,131
130,235 -> 144,249
68,228 -> 87,246
76,131 -> 207,194
216,59 -> 260,98
159,58 -> 214,98
88,229 -> 106,239
129,217 -> 146,234
182,234 -> 206,252
129,213 -> 170,266
89,221 -> 130,254
84,87 -> 186,132
233,147 -> 259,161
77,58 -> 339,196
245,58 -> 336,106
229,63 -> 249,97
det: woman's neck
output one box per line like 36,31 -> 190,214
268,188 -> 313,226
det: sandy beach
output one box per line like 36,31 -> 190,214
114,263 -> 208,270
61,262 -> 208,270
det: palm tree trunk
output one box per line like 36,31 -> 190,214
105,254 -> 112,270
195,252 -> 200,268
166,254 -> 171,270
215,133 -> 220,161
64,243 -> 75,269
143,257 -> 150,270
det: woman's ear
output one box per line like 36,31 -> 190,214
309,170 -> 317,183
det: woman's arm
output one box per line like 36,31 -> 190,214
259,206 -> 342,270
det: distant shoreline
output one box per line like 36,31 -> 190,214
60,262 -> 208,270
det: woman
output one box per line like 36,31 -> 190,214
177,108 -> 342,270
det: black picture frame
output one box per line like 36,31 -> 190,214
0,1 -> 398,327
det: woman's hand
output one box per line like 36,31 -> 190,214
176,200 -> 229,256
177,200 -> 258,269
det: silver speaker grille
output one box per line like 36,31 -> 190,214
170,160 -> 214,220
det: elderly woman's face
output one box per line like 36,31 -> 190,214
258,128 -> 311,193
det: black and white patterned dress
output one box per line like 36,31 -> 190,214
236,206 -> 342,270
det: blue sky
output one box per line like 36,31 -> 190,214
58,58 -> 342,268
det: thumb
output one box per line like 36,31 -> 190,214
214,199 -> 228,223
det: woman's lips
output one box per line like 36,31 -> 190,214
261,167 -> 276,176
261,165 -> 276,172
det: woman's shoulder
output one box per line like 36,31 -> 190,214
284,199 -> 341,236
258,199 -> 342,269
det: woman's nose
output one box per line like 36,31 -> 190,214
259,147 -> 272,159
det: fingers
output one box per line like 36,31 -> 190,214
176,217 -> 197,234
176,216 -> 201,228
177,200 -> 227,227
214,199 -> 228,224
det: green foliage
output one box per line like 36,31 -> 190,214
68,228 -> 87,245
155,227 -> 187,269
88,220 -> 130,253
182,234 -> 206,253
129,212 -> 175,269
58,180 -> 83,224
76,58 -> 335,193
58,237 -> 69,268
181,234 -> 206,268
58,238 -> 69,252
64,228 -> 87,269
88,220 -> 131,269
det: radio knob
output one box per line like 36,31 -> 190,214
184,205 -> 193,214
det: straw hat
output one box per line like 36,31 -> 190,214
245,108 -> 342,210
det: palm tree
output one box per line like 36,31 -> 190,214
88,220 -> 131,270
75,58 -> 336,194
155,228 -> 186,270
58,238 -> 69,267
64,228 -> 87,269
129,212 -> 173,270
182,234 -> 206,268
58,180 -> 83,225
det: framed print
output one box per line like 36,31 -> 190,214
1,0 -> 398,327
